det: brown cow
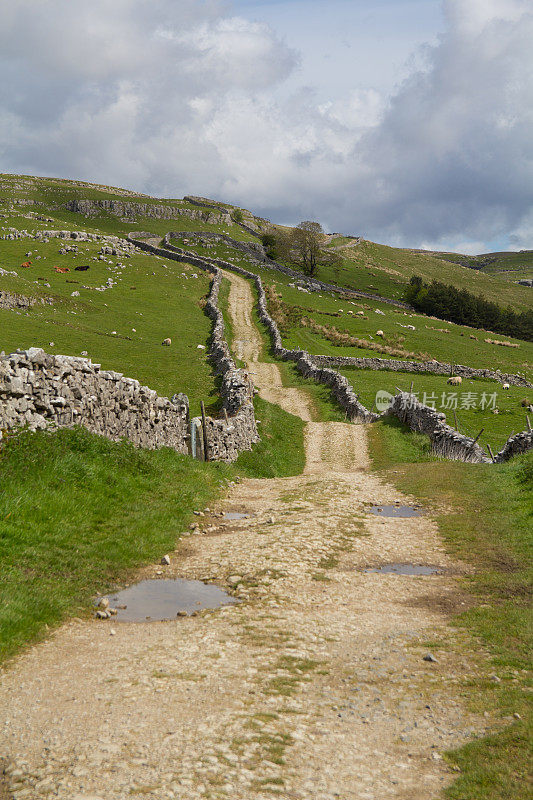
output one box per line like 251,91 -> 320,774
53,266 -> 70,273
21,261 -> 31,268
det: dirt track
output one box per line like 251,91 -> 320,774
0,271 -> 488,800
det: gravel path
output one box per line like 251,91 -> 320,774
0,271 -> 489,800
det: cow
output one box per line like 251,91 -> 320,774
21,261 -> 31,268
53,266 -> 70,273
75,265 -> 90,271
502,383 -> 510,390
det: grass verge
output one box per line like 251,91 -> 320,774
235,396 -> 306,479
0,426 -> 233,664
368,422 -> 533,800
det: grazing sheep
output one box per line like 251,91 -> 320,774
502,383 -> 510,390
447,376 -> 462,385
520,398 -> 530,407
376,330 -> 384,337
162,337 -> 172,346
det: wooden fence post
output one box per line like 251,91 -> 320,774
200,401 -> 209,462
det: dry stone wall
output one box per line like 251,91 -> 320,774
0,348 -> 190,452
311,354 -> 531,388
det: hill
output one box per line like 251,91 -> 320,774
1,172 -> 531,454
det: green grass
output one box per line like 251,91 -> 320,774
431,249 -> 533,282
368,424 -> 533,800
249,269 -> 532,374
0,426 -> 234,664
235,396 -> 306,478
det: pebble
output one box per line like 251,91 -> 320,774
161,555 -> 171,565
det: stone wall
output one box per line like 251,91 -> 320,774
128,233 -> 260,462
494,430 -> 533,462
0,348 -> 190,452
311,354 -> 531,388
388,392 -> 490,463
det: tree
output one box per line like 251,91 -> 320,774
290,221 -> 324,277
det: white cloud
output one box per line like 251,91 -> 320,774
0,0 -> 531,252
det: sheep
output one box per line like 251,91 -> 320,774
162,337 -> 172,346
376,330 -> 384,337
502,382 -> 510,390
447,376 -> 462,385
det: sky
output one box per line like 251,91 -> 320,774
1,0 -> 532,254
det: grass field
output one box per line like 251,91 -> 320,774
161,236 -> 533,373
368,422 -> 533,800
0,229 -> 220,415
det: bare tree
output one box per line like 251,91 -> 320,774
290,221 -> 324,277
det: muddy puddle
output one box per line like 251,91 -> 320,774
101,579 -> 239,622
365,563 -> 441,575
368,504 -> 423,517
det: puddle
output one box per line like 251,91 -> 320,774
223,512 -> 251,520
365,563 -> 440,575
100,579 -> 239,622
368,504 -> 422,517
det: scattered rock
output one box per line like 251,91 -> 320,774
423,653 -> 437,663
176,610 -> 188,617
97,597 -> 109,609
161,554 -> 171,565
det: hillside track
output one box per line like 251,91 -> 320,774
0,274 -> 491,800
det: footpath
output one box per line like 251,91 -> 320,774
0,272 -> 489,800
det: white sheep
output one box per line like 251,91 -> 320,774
162,337 -> 172,346
447,376 -> 462,385
376,330 -> 384,337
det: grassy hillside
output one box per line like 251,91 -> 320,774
314,239 -> 533,310
427,249 -> 533,283
0,221 -> 218,415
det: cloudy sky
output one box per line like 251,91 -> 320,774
1,0 -> 532,253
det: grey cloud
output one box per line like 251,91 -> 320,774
0,0 -> 531,251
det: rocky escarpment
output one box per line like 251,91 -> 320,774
64,198 -> 233,225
